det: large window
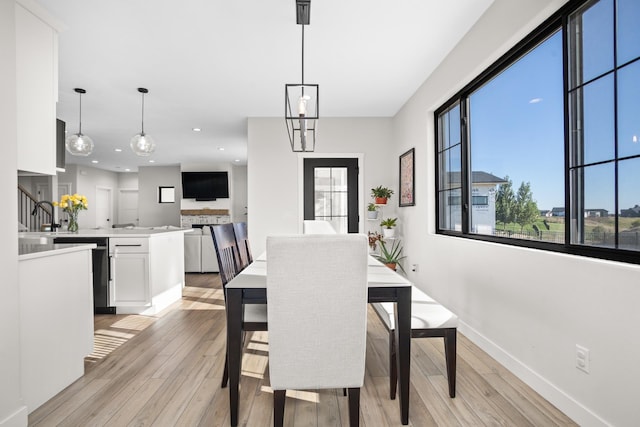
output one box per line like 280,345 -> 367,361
435,0 -> 640,263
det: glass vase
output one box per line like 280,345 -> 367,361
68,211 -> 79,232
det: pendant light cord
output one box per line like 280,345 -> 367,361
141,92 -> 145,135
78,92 -> 83,134
301,25 -> 305,85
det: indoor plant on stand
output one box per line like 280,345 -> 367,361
376,239 -> 406,272
371,186 -> 394,205
54,193 -> 88,232
380,217 -> 398,238
367,203 -> 379,219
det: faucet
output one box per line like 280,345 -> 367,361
31,201 -> 60,232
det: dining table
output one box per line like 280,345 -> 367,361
225,253 -> 412,426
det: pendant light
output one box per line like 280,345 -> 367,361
130,87 -> 156,156
285,0 -> 319,152
65,88 -> 94,156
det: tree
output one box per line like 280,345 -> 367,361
495,176 -> 516,229
515,181 -> 539,232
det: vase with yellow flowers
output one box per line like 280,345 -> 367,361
53,193 -> 88,232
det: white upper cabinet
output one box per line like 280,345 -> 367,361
15,0 -> 62,175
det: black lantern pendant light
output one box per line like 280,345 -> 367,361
65,88 -> 94,156
130,87 -> 156,156
285,0 -> 319,152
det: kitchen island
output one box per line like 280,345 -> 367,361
19,243 -> 95,413
19,227 -> 188,315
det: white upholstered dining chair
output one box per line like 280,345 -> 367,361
266,234 -> 368,426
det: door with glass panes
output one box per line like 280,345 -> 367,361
303,158 -> 359,233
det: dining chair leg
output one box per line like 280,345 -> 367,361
273,390 -> 286,427
347,388 -> 360,426
221,350 -> 229,388
444,328 -> 457,398
389,330 -> 398,400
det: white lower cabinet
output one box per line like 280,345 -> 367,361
109,238 -> 150,307
107,232 -> 185,314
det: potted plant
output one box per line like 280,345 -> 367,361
367,231 -> 383,252
376,239 -> 406,272
380,217 -> 397,238
367,203 -> 379,219
371,186 -> 394,205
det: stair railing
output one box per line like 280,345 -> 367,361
18,184 -> 51,232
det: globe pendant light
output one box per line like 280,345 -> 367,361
65,88 -> 94,156
285,0 -> 319,152
130,87 -> 156,156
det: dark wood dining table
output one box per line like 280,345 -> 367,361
225,255 -> 412,426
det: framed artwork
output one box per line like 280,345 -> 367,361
158,186 -> 175,203
399,148 -> 415,207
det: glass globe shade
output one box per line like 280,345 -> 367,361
130,133 -> 156,156
65,133 -> 94,156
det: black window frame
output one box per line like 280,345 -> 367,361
434,0 -> 640,265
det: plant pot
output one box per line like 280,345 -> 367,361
367,211 -> 379,219
375,197 -> 388,205
383,228 -> 395,238
384,262 -> 397,271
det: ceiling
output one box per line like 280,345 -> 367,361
38,0 -> 494,173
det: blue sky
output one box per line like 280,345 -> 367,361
469,30 -> 565,211
467,10 -> 640,214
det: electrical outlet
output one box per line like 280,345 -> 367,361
576,344 -> 590,373
411,264 -> 418,272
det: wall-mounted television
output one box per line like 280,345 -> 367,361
181,171 -> 229,201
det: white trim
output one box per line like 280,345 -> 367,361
0,404 -> 28,426
458,320 -> 611,427
297,153 -> 365,234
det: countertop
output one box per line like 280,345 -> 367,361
19,243 -> 97,261
19,227 -> 192,239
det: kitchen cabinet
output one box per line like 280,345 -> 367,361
109,237 -> 150,307
108,231 -> 185,314
15,1 -> 62,175
19,244 -> 94,412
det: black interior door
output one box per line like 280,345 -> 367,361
303,158 -> 359,233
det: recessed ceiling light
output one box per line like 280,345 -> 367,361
125,168 -> 131,172
149,159 -> 155,163
192,128 -> 201,132
91,160 -> 99,163
114,148 -> 122,152
218,147 -> 225,151
234,159 -> 240,162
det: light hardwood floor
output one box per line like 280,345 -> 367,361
29,273 -> 577,426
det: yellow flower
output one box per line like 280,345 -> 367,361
56,193 -> 88,213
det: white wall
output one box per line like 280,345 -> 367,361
392,0 -> 638,425
247,117 -> 394,256
138,165 -> 181,227
232,165 -> 248,223
69,165 -> 119,229
117,171 -> 138,190
1,0 -> 27,424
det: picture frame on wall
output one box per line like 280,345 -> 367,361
399,148 -> 415,207
158,186 -> 175,203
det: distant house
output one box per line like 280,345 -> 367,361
446,171 -> 508,233
585,209 -> 609,218
621,205 -> 640,218
540,210 -> 552,217
550,207 -> 610,218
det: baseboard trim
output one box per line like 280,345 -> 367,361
0,405 -> 28,427
458,321 -> 610,427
